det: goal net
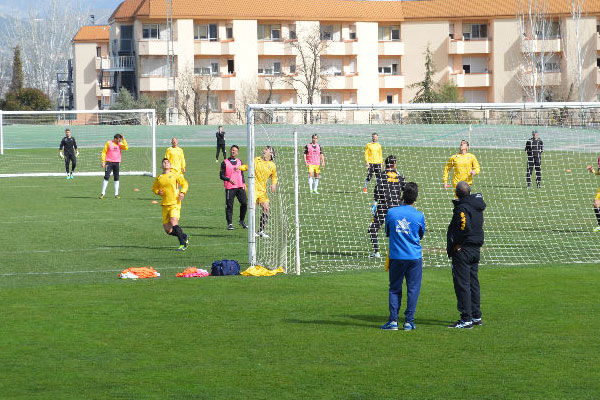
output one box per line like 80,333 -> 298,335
246,102 -> 600,274
0,109 -> 156,178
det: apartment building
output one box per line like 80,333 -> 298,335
71,0 -> 600,123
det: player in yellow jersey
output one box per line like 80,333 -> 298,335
443,140 -> 481,189
239,146 -> 277,238
364,133 -> 383,193
152,158 -> 190,251
586,161 -> 600,232
164,137 -> 186,174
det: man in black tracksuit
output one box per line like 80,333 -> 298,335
368,155 -> 405,258
215,125 -> 226,162
59,128 -> 78,180
446,181 -> 486,329
525,129 -> 543,188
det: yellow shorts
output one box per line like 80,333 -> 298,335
162,204 -> 181,224
595,188 -> 600,201
256,191 -> 269,204
307,164 -> 321,175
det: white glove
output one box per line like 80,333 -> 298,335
59,153 -> 64,159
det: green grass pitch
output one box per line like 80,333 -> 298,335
1,146 -> 599,399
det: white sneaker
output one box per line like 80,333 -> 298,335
369,252 -> 381,258
256,231 -> 270,238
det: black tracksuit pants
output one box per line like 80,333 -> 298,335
225,188 -> 247,225
64,152 -> 76,173
526,156 -> 542,186
451,245 -> 482,322
216,143 -> 226,160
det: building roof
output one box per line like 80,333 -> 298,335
402,0 -> 600,19
72,25 -> 110,43
108,0 -> 600,23
110,0 -> 405,22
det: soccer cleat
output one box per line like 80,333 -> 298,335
115,195 -> 120,199
176,245 -> 186,251
593,227 -> 600,233
255,231 -> 270,238
70,174 -> 74,180
472,318 -> 482,326
239,221 -> 248,229
447,319 -> 473,329
314,189 -> 319,194
215,159 -> 219,163
99,194 -> 104,199
403,322 -> 416,331
381,321 -> 398,331
184,234 -> 189,246
369,252 -> 381,258
227,224 -> 234,230
362,187 -> 368,193
66,175 -> 70,180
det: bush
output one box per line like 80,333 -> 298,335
4,88 -> 52,111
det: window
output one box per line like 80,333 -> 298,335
258,58 -> 283,75
386,95 -> 393,104
96,46 -> 101,57
257,24 -> 281,40
348,59 -> 356,74
195,24 -> 218,41
273,62 -> 281,75
349,25 -> 356,40
463,24 -> 487,40
141,57 -> 168,76
597,58 -> 600,68
378,58 -> 400,75
321,92 -> 340,104
142,24 -> 161,39
321,95 -> 332,104
207,93 -> 219,110
462,56 -> 487,73
379,26 -> 400,41
289,24 -> 297,40
320,25 -> 334,40
119,25 -> 133,54
226,24 -> 233,39
194,59 -> 220,75
227,59 -> 234,74
289,63 -> 296,74
449,24 -> 454,39
597,24 -> 600,34
321,57 -> 342,75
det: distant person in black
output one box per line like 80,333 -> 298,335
216,125 -> 226,162
525,129 -> 543,188
368,155 -> 406,258
59,128 -> 78,180
446,181 -> 486,329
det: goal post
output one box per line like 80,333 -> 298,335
0,109 -> 156,178
247,102 -> 600,274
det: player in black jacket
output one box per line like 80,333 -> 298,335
215,125 -> 226,162
446,181 -> 486,329
525,129 -> 543,188
59,128 -> 79,180
368,155 -> 406,258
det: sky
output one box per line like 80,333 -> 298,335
0,0 -> 122,22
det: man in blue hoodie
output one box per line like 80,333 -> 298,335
446,181 -> 486,329
381,182 -> 425,331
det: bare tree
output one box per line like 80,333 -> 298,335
235,80 -> 258,124
569,0 -> 592,101
4,0 -> 89,100
516,0 -> 558,102
196,74 -> 217,125
177,66 -> 217,125
286,26 -> 329,122
0,59 -> 9,99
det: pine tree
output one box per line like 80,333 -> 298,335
9,46 -> 23,93
410,45 -> 437,104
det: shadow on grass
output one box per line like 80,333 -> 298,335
347,314 -> 450,327
102,245 -> 173,250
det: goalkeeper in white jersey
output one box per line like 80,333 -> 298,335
368,155 -> 406,258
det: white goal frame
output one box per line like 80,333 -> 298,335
246,102 -> 600,275
0,109 -> 157,178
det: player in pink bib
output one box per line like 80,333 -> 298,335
99,133 -> 128,199
304,134 -> 325,194
219,144 -> 248,230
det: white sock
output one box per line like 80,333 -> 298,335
314,178 -> 319,190
308,177 -> 314,190
101,179 -> 109,195
114,181 -> 120,196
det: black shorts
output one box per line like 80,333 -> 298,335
104,162 -> 120,181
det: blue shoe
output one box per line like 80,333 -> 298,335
403,322 -> 416,331
381,321 -> 398,331
448,319 -> 473,329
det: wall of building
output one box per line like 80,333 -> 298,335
73,42 -> 100,110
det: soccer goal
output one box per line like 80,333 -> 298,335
246,102 -> 600,274
0,109 -> 156,178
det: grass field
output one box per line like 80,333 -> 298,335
1,146 -> 600,399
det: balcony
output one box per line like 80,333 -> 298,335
193,74 -> 238,91
521,71 -> 561,87
378,41 -> 404,56
321,40 -> 358,56
138,40 -> 181,56
194,40 -> 236,55
324,74 -> 358,90
99,56 -> 135,71
450,71 -> 491,87
139,76 -> 168,91
257,40 -> 297,56
257,74 -> 293,90
449,39 -> 491,54
378,74 -> 405,89
521,38 -> 562,53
